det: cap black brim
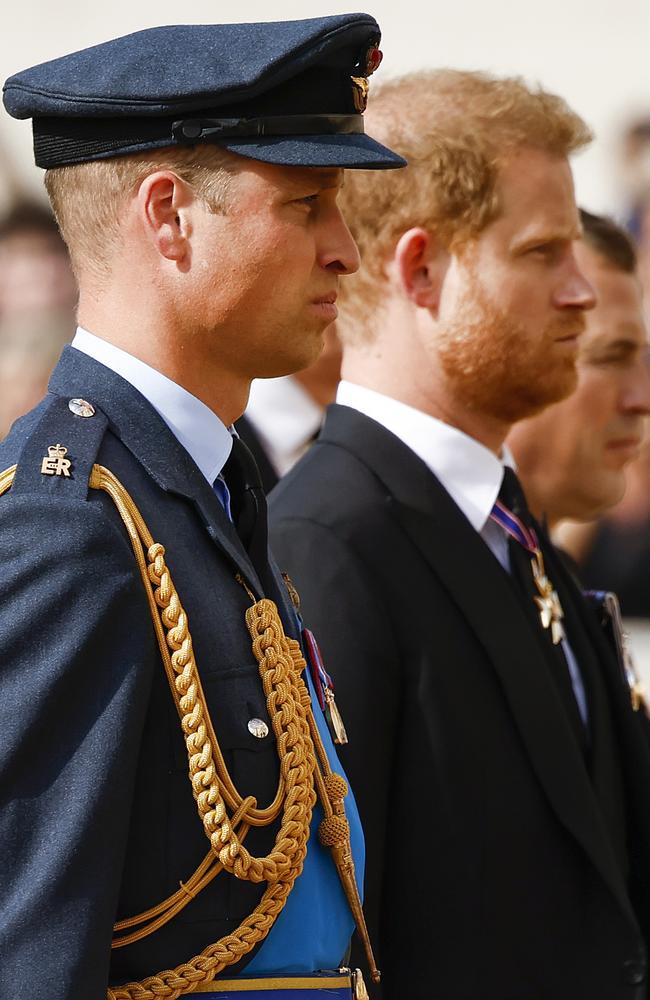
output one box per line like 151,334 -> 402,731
217,132 -> 406,169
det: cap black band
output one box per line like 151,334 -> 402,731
33,111 -> 365,168
172,114 -> 364,142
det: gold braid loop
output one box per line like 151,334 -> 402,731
145,545 -> 316,886
0,463 -> 378,996
81,466 -> 317,999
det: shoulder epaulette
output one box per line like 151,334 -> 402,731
8,393 -> 109,500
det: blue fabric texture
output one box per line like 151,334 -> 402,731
4,17 -> 373,115
244,662 -> 364,976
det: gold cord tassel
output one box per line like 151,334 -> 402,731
0,463 -> 378,998
317,773 -> 380,985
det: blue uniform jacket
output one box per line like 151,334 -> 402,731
0,346 -> 361,999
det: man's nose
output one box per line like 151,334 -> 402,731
621,355 -> 650,416
555,253 -> 597,311
320,212 -> 361,276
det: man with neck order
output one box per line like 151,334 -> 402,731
509,209 -> 650,530
270,70 -> 650,1000
0,17 -> 405,1000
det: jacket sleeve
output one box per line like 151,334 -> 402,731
0,492 -> 157,1000
270,513 -> 400,986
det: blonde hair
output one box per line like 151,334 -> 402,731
339,69 -> 593,342
44,144 -> 238,280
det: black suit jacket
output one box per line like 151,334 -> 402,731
0,347 -> 338,999
270,404 -> 650,1000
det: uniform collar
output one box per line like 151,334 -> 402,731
336,380 -> 514,532
72,327 -> 232,484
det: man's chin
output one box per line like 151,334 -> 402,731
511,365 -> 579,421
259,339 -> 325,380
572,476 -> 626,522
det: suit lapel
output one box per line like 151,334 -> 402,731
321,405 -> 635,923
48,347 -> 263,596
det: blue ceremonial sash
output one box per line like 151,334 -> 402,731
242,652 -> 364,976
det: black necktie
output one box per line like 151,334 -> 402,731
497,468 -> 588,749
222,436 -> 273,594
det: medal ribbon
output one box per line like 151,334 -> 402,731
489,498 -> 539,554
490,496 -> 566,648
302,627 -> 334,710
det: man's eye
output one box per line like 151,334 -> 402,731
584,352 -> 628,367
298,194 -> 319,206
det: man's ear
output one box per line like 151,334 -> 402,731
393,227 -> 449,314
137,170 -> 192,263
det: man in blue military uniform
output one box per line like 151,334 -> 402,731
0,18 -> 404,1000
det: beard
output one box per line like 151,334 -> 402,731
436,281 -> 585,425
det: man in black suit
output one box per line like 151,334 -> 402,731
0,17 -> 404,1000
270,70 -> 650,1000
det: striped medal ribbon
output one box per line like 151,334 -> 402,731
490,499 -> 566,645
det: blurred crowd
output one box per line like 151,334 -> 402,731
0,198 -> 77,435
3,117 -> 650,621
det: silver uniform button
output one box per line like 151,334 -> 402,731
248,718 -> 269,739
68,398 -> 96,418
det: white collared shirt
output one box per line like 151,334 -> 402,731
72,327 -> 233,484
245,375 -> 323,477
336,380 -> 511,568
336,380 -> 588,724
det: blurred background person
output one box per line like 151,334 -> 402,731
0,201 -> 77,436
569,441 -> 650,619
0,138 -> 22,217
237,322 -> 342,492
508,209 -> 650,531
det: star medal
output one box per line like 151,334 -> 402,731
530,549 -> 565,645
302,627 -> 348,745
490,493 -> 565,645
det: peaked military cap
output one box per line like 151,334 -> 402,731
3,14 -> 405,170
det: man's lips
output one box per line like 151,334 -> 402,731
606,436 -> 642,452
310,292 -> 338,320
554,318 -> 586,344
604,436 -> 643,464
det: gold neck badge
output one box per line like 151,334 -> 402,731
530,548 -> 565,645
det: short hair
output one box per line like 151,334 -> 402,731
579,209 -> 637,274
44,144 -> 238,281
338,69 -> 593,343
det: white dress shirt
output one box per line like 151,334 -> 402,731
336,380 -> 512,568
245,375 -> 323,477
72,327 -> 233,484
336,380 -> 588,724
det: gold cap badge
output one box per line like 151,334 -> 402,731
41,444 -> 72,478
351,43 -> 383,114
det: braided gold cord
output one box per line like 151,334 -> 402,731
0,465 -> 16,495
94,467 -> 285,826
0,463 -> 376,997
86,466 -> 318,999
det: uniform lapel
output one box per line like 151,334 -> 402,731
48,347 -> 264,596
321,404 -> 636,924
